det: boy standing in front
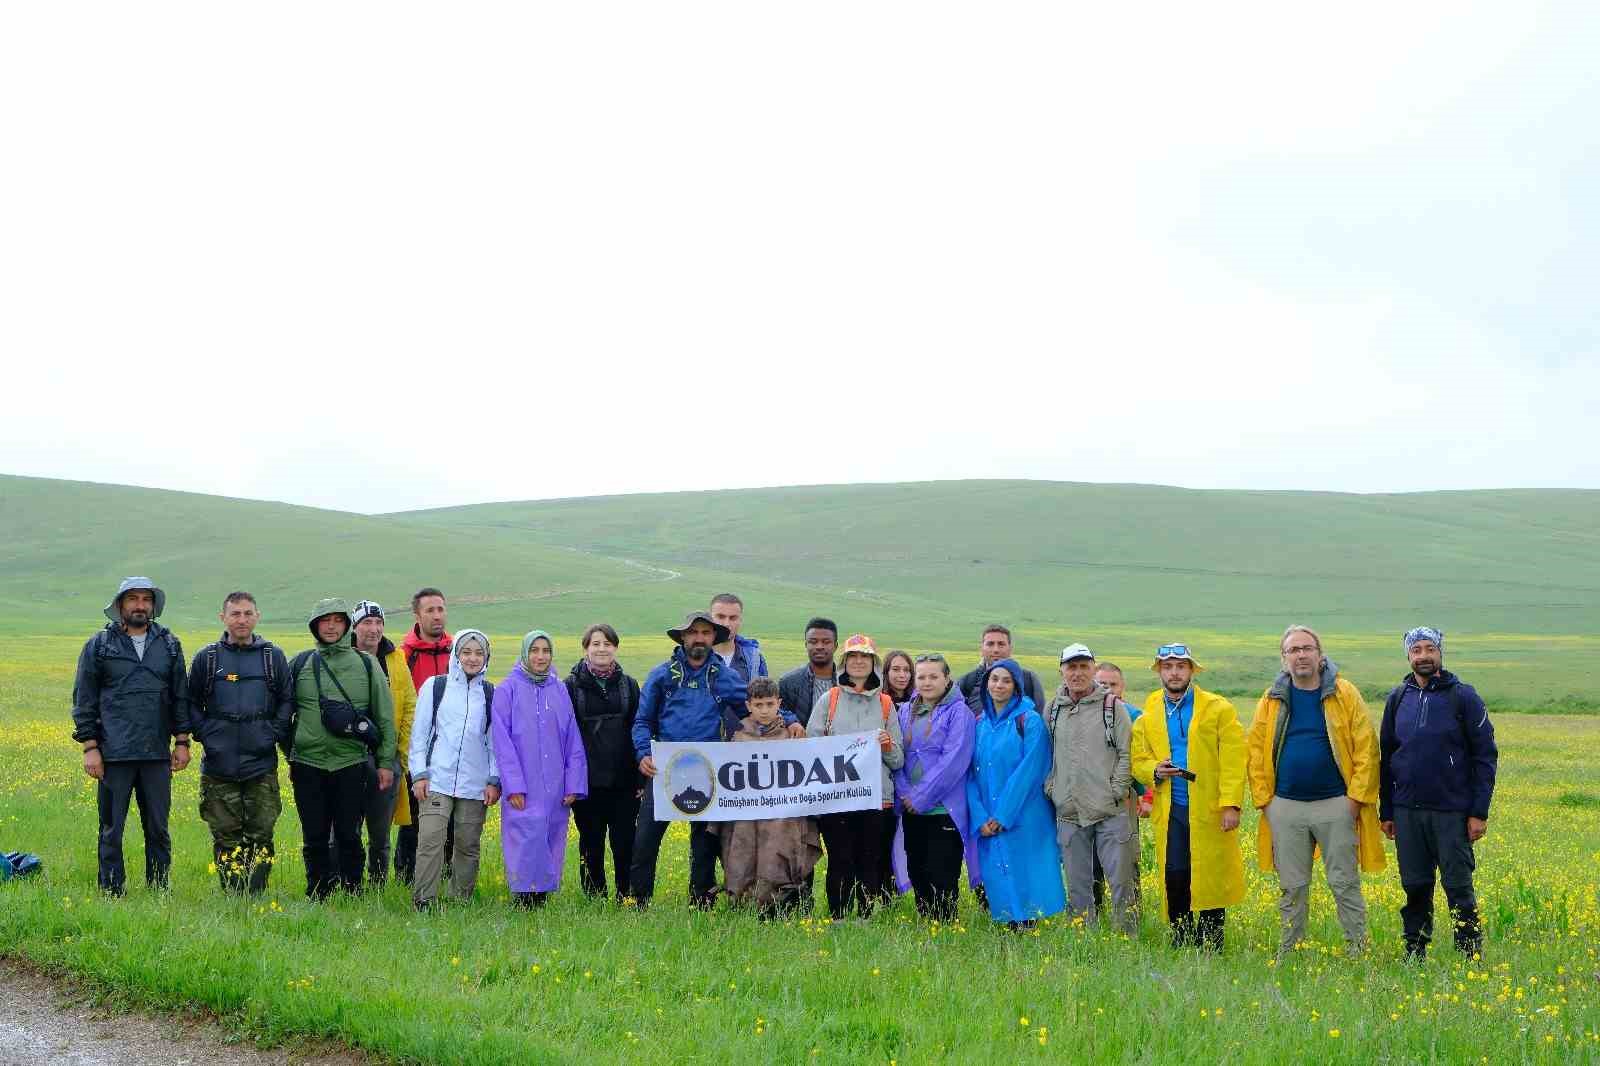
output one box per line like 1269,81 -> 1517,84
718,678 -> 822,918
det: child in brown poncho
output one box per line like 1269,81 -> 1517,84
719,678 -> 822,918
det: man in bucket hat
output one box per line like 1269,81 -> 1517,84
72,577 -> 193,894
628,610 -> 750,909
1130,642 -> 1246,949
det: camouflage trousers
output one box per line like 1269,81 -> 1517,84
199,771 -> 282,894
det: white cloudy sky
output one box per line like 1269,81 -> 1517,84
3,2 -> 1596,513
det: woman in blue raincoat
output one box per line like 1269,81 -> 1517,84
968,658 -> 1064,927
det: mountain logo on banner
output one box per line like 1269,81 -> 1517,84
666,750 -> 716,816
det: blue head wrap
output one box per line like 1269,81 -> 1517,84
1403,626 -> 1444,653
980,658 -> 1028,716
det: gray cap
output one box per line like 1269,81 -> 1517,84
104,577 -> 165,623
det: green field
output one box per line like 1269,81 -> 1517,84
3,473 -> 1600,1063
2,641 -> 1599,1064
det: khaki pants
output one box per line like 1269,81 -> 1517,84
413,791 -> 487,906
1059,812 -> 1137,933
1266,794 -> 1366,953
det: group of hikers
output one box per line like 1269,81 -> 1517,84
72,577 -> 1498,960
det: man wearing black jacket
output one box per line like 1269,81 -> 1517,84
1379,626 -> 1498,960
777,617 -> 839,728
71,577 -> 192,894
957,624 -> 1045,713
188,591 -> 294,894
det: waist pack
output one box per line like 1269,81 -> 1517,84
305,651 -> 380,752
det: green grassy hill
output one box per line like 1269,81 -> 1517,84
4,474 -> 1597,708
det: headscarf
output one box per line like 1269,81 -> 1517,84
450,629 -> 491,681
980,658 -> 1028,717
521,629 -> 553,683
1403,626 -> 1444,653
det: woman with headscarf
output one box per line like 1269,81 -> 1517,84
968,658 -> 1064,927
409,629 -> 499,910
492,630 -> 588,908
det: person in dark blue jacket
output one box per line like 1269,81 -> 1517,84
628,611 -> 749,908
709,593 -> 803,738
1379,626 -> 1498,960
71,577 -> 193,895
188,591 -> 294,894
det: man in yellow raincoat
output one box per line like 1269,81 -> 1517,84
1131,643 -> 1245,950
1247,626 -> 1383,959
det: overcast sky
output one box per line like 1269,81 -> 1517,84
3,3 -> 1596,513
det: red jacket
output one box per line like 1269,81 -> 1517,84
401,627 -> 453,691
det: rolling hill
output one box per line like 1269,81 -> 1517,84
4,474 -> 1597,708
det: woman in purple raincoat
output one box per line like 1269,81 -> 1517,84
893,653 -> 976,921
492,630 -> 588,908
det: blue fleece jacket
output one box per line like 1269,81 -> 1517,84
1379,670 -> 1497,820
632,646 -> 751,761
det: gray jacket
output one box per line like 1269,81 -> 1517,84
1045,682 -> 1132,826
806,682 -> 906,803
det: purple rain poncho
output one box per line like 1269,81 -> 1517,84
492,660 -> 589,893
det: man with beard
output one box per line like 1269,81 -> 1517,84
189,591 -> 293,894
1380,627 -> 1497,960
629,611 -> 749,909
1130,643 -> 1246,950
778,617 -> 839,728
397,586 -> 452,881
72,577 -> 193,894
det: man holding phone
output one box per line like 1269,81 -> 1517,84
1131,643 -> 1246,950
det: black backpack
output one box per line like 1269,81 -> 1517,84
199,641 -> 278,717
422,674 -> 495,769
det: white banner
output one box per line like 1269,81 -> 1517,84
651,732 -> 883,821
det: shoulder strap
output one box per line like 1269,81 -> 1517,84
407,646 -> 421,670
1383,685 -> 1404,720
1103,693 -> 1117,748
482,679 -> 494,732
1016,711 -> 1027,739
289,650 -> 315,687
570,678 -> 588,719
204,644 -> 220,702
431,674 -> 447,714
879,692 -> 893,726
825,687 -> 841,731
262,645 -> 275,689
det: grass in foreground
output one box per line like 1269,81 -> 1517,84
3,645 -> 1599,1064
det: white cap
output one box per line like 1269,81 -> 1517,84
1059,643 -> 1094,663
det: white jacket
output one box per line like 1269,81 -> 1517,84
410,629 -> 500,799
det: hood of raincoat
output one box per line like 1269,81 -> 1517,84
104,576 -> 166,623
980,658 -> 1030,718
306,597 -> 353,643
451,628 -> 492,682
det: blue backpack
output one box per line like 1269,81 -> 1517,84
0,852 -> 42,881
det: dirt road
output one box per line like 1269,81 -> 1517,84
0,959 -> 365,1066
